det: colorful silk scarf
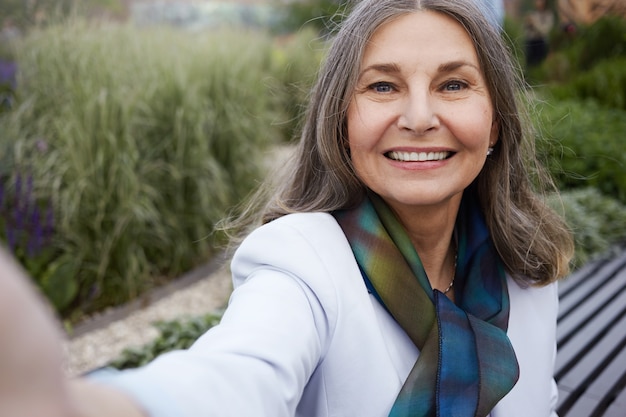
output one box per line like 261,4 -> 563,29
333,191 -> 519,417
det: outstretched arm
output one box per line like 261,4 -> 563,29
0,248 -> 145,417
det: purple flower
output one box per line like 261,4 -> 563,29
0,60 -> 17,90
35,139 -> 49,154
28,205 -> 42,257
25,173 -> 33,205
5,227 -> 15,252
13,173 -> 23,228
2,169 -> 54,258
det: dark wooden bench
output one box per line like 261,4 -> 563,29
555,247 -> 626,417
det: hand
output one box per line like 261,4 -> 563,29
0,248 -> 147,417
0,247 -> 74,417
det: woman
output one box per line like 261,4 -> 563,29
0,0 -> 573,416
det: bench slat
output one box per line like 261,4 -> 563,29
557,271 -> 626,347
558,253 -> 626,319
555,288 -> 626,377
559,258 -> 610,295
558,316 -> 626,391
583,334 -> 626,399
561,395 -> 600,417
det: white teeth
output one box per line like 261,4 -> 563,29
388,151 -> 450,162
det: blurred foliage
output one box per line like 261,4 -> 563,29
0,0 -> 73,28
527,15 -> 626,85
0,0 -> 125,28
502,16 -> 526,71
0,21 -> 322,320
546,57 -> 626,110
505,13 -> 626,266
273,0 -> 349,35
549,188 -> 626,268
534,98 -> 626,204
555,15 -> 626,72
268,27 -> 326,142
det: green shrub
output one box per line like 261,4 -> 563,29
547,57 -> 626,110
534,98 -> 626,203
268,28 -> 325,142
0,21 -> 283,319
573,15 -> 626,71
549,188 -> 626,268
502,16 -> 526,73
538,15 -> 626,84
109,313 -> 222,370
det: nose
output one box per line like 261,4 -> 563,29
397,89 -> 440,134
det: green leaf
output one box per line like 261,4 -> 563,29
40,255 -> 80,311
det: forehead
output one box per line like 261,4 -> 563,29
361,11 -> 480,69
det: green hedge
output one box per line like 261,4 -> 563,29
549,188 -> 626,268
534,98 -> 626,204
552,15 -> 626,74
268,28 -> 325,142
529,15 -> 626,84
0,21 -> 321,320
547,57 -> 626,111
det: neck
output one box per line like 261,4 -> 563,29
420,239 -> 457,295
388,199 -> 460,293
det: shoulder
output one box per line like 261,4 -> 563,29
231,211 -> 359,296
233,212 -> 351,271
243,212 -> 346,245
230,212 -> 364,344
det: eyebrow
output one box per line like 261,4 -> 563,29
359,63 -> 401,79
437,60 -> 481,73
359,60 -> 481,78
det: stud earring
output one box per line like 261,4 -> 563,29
487,147 -> 494,156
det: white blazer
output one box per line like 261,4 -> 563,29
93,212 -> 559,417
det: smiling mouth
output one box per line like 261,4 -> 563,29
386,151 -> 453,162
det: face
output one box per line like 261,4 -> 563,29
347,11 -> 498,221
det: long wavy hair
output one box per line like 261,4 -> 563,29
228,0 -> 574,285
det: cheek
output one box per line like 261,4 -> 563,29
346,110 -> 371,177
346,104 -> 370,150
453,105 -> 494,148
347,100 -> 392,150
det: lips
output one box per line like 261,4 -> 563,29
386,151 -> 453,162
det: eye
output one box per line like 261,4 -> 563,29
369,81 -> 395,93
443,80 -> 468,91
